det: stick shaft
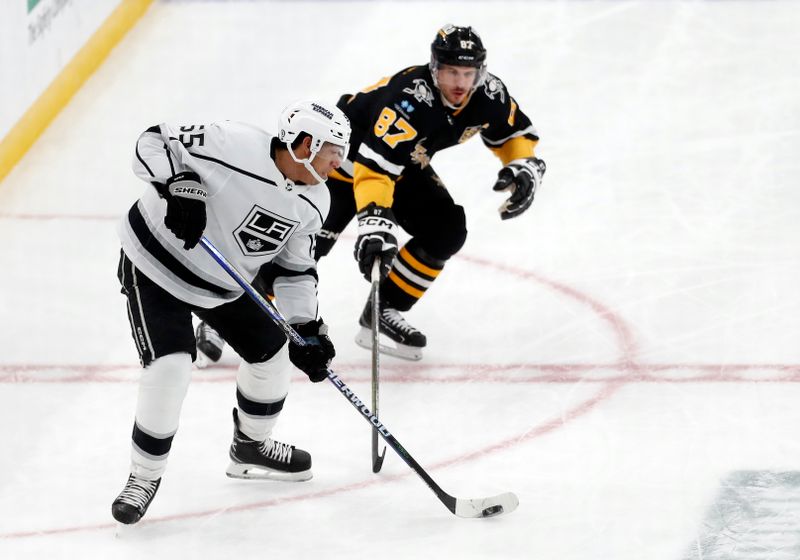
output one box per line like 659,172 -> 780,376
198,237 -> 456,512
370,262 -> 386,472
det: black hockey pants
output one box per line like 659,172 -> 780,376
315,164 -> 467,311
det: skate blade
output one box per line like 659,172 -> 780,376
225,462 -> 312,482
114,522 -> 137,537
355,328 -> 423,361
195,350 -> 225,369
194,352 -> 210,369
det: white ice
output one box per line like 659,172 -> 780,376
1,1 -> 800,558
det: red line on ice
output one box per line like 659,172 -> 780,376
0,379 -> 622,539
0,230 -> 787,540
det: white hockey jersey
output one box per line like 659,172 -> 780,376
118,120 -> 329,324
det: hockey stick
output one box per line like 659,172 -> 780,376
199,237 -> 518,518
370,261 -> 387,473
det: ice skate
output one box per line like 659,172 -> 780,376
355,298 -> 427,361
195,321 -> 225,368
226,409 -> 312,481
111,474 -> 161,525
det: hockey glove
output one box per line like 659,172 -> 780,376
288,319 -> 336,383
161,171 -> 207,249
354,203 -> 398,281
492,157 -> 546,220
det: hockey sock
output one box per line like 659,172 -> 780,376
382,241 -> 445,311
235,343 -> 291,442
131,352 -> 193,479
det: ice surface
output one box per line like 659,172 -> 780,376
1,1 -> 799,558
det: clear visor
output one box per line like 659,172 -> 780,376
432,61 -> 485,87
316,140 -> 348,162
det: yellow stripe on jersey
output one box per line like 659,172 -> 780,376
328,168 -> 353,183
388,270 -> 425,298
508,99 -> 518,126
353,162 -> 395,210
360,75 -> 391,94
489,136 -> 538,165
399,247 -> 442,278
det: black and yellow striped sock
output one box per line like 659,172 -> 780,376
382,241 -> 446,311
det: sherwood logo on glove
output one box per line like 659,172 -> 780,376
170,185 -> 207,199
234,205 -> 299,256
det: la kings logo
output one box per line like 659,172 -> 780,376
234,205 -> 299,256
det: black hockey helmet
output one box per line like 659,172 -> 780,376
430,25 -> 488,92
431,24 -> 487,68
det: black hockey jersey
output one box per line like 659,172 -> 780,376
333,65 -> 539,210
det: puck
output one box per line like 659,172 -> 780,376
481,504 -> 503,518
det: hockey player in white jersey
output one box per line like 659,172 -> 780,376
111,100 -> 351,525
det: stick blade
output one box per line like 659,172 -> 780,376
372,429 -> 387,473
454,492 -> 519,519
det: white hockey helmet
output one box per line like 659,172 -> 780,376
278,100 -> 351,183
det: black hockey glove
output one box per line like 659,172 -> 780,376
160,171 -> 207,249
492,157 -> 546,220
288,319 -> 335,383
354,203 -> 398,281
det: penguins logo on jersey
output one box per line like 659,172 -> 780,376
234,205 -> 299,256
458,124 -> 488,144
483,76 -> 506,103
402,79 -> 435,107
410,139 -> 430,168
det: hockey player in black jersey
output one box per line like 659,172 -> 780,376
323,24 -> 545,360
195,24 -> 545,363
111,101 -> 350,525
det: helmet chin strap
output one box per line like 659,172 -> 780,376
439,90 -> 470,110
287,146 -> 326,184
